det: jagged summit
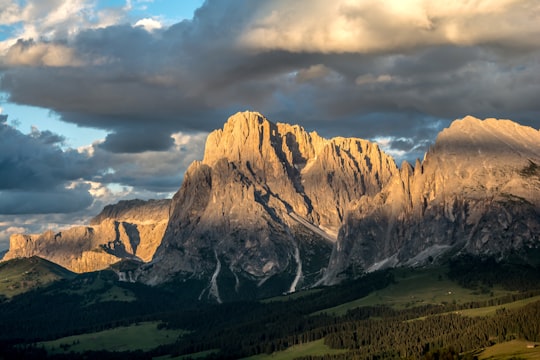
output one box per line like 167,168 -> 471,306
431,115 -> 540,161
325,115 -> 540,284
139,111 -> 397,299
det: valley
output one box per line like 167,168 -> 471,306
1,256 -> 539,359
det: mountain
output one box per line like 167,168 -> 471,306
324,116 -> 540,284
4,112 -> 540,301
2,199 -> 170,273
137,111 -> 397,300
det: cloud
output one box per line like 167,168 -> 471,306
239,0 -> 540,53
0,117 -> 205,217
0,183 -> 93,214
134,18 -> 162,32
0,0 -> 539,174
89,130 -> 207,192
3,39 -> 84,67
0,121 -> 93,191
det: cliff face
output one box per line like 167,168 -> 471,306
138,111 -> 397,300
3,199 -> 170,273
324,116 -> 540,284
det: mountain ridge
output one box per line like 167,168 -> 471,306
2,199 -> 171,273
3,112 -> 540,300
324,115 -> 540,284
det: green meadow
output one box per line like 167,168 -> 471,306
313,267 -> 516,316
241,339 -> 347,360
41,321 -> 188,354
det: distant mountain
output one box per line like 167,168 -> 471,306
324,116 -> 540,284
137,111 -> 396,300
2,199 -> 170,273
0,256 -> 76,298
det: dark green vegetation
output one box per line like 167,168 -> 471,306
0,256 -> 540,359
40,321 -> 188,353
0,256 -> 76,299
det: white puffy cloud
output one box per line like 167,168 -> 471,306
134,17 -> 162,32
239,0 -> 540,53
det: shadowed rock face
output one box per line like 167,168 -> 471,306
324,116 -> 540,284
138,111 -> 397,299
3,199 -> 170,273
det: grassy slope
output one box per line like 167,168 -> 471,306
313,267 -> 516,316
261,288 -> 324,303
65,273 -> 137,304
455,295 -> 540,317
40,322 -> 188,353
477,340 -> 540,359
0,256 -> 76,298
154,349 -> 220,360
241,339 -> 347,360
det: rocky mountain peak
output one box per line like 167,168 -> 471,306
325,116 -> 540,285
430,115 -> 540,161
139,111 -> 398,298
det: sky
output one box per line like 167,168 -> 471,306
1,0 -> 540,250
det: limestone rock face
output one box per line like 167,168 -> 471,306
139,111 -> 397,299
325,116 -> 540,284
3,199 -> 170,273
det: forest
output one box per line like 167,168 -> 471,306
0,255 -> 539,359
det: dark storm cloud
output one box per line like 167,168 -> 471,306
99,128 -> 175,153
0,117 -> 206,215
2,0 -> 540,156
0,120 -> 95,214
0,120 -> 91,191
0,185 -> 93,214
30,126 -> 66,145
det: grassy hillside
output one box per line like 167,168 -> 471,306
476,339 -> 540,359
0,256 -> 76,298
312,266 -> 518,316
40,322 -> 188,354
241,339 -> 347,360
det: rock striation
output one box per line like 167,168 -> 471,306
324,116 -> 540,284
138,111 -> 397,300
3,199 -> 170,273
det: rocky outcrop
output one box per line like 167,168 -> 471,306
3,199 -> 170,273
324,116 -> 540,284
139,111 -> 397,299
90,199 -> 170,225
